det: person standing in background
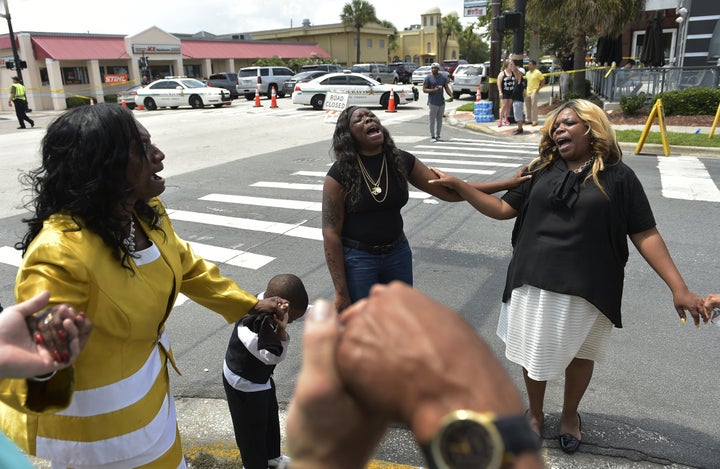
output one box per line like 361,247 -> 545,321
422,63 -> 452,142
559,49 -> 574,98
524,60 -> 546,126
497,60 -> 515,127
8,76 -> 34,130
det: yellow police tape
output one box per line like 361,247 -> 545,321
488,64 -> 615,85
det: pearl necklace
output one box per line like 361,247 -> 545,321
123,217 -> 136,253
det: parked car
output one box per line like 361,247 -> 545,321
350,63 -> 399,84
411,66 -> 450,86
441,59 -> 468,79
206,72 -> 239,99
389,62 -> 418,84
450,64 -> 489,99
300,63 -> 343,73
236,66 -> 295,100
292,71 -> 414,110
283,70 -> 329,96
116,84 -> 143,109
135,77 -> 232,110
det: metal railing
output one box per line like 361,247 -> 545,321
587,65 -> 720,102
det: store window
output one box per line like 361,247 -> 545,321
62,67 -> 89,85
379,39 -> 385,49
427,42 -> 432,54
39,68 -> 49,86
183,64 -> 202,78
367,39 -> 372,48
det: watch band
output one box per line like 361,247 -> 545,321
494,414 -> 542,459
421,411 -> 540,469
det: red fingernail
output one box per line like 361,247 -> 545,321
53,350 -> 61,362
77,312 -> 86,320
35,333 -> 45,345
61,351 -> 70,363
57,329 -> 66,341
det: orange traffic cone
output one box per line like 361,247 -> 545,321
476,88 -> 482,102
270,87 -> 278,108
136,103 -> 144,111
386,88 -> 396,113
121,97 -> 127,108
254,85 -> 263,107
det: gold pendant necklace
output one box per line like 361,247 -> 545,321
357,155 -> 388,202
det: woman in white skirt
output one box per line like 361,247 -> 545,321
429,99 -> 708,454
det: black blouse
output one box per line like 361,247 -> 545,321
327,150 -> 415,245
501,158 -> 656,327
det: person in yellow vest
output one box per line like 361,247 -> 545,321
524,60 -> 546,127
8,76 -> 34,130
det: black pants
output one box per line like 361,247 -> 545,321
223,374 -> 281,469
13,98 -> 33,128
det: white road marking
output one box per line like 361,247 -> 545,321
250,181 -> 432,199
657,156 -> 720,202
200,194 -> 321,211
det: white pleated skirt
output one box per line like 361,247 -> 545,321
497,285 -> 614,381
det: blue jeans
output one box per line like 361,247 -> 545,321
344,237 -> 413,302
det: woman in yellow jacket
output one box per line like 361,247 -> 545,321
0,103 -> 287,468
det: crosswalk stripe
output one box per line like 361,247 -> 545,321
294,171 -> 326,177
431,167 -> 495,175
419,158 -> 521,168
0,246 -> 21,267
250,181 -> 432,199
167,209 -> 323,240
187,241 -> 274,270
412,150 -> 529,160
200,194 -> 322,211
657,156 -> 720,202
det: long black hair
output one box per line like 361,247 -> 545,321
16,103 -> 163,269
330,106 -> 408,208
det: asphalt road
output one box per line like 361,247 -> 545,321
1,97 -> 719,468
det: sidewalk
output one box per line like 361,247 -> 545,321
448,86 -> 718,159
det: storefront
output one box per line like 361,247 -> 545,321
1,26 -> 329,111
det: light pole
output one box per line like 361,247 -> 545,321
1,0 -> 23,83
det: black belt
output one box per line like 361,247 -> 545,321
341,235 -> 404,254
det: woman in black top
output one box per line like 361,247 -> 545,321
322,106 -> 528,313
429,99 -> 707,453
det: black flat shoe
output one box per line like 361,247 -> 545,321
559,413 -> 582,454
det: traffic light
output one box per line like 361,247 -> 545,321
503,12 -> 523,30
5,61 -> 14,69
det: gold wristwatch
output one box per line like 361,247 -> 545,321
422,410 -> 540,469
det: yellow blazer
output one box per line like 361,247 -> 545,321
0,198 -> 257,466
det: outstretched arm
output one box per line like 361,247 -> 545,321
630,227 -> 708,325
322,177 -> 352,313
428,168 -> 519,220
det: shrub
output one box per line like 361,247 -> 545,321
652,87 -> 720,116
620,92 -> 647,115
65,96 -> 90,108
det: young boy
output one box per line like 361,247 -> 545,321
222,274 -> 309,469
512,67 -> 527,135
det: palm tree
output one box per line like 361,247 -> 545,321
528,0 -> 644,96
379,20 -> 399,62
439,13 -> 463,63
341,0 -> 379,64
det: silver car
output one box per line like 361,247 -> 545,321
450,64 -> 488,99
350,63 -> 398,84
411,66 -> 450,86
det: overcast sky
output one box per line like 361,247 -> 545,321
2,0 -> 481,36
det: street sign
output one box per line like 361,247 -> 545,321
464,0 -> 487,17
323,92 -> 349,123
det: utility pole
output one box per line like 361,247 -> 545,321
1,0 -> 23,83
489,0 -> 502,118
512,0 -> 527,68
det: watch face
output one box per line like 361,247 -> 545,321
438,419 -> 497,468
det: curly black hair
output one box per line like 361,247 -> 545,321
330,106 -> 408,208
16,103 -> 163,270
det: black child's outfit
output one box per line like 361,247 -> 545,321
223,305 -> 289,469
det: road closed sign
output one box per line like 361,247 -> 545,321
324,92 -> 349,123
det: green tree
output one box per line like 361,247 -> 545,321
341,0 -> 379,64
458,24 -> 490,64
527,0 -> 644,97
439,13 -> 463,62
379,20 -> 399,63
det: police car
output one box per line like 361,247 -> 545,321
134,77 -> 232,110
291,71 -> 416,110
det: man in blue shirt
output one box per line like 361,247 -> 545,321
422,63 -> 453,142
